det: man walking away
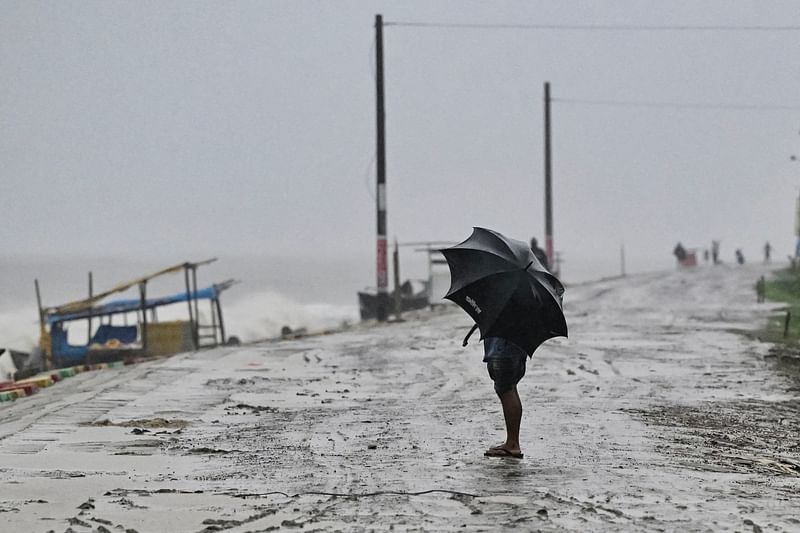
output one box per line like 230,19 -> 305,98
483,296 -> 530,459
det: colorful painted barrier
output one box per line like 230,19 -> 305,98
16,375 -> 55,389
0,390 -> 19,402
0,382 -> 38,396
1,355 -> 141,403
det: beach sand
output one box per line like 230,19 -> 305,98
0,263 -> 798,532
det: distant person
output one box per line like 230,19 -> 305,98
703,249 -> 710,264
530,237 -> 549,270
673,242 -> 687,265
756,275 -> 766,303
764,241 -> 771,264
711,240 -> 720,265
735,249 -> 745,265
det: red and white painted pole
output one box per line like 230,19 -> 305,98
375,14 -> 389,321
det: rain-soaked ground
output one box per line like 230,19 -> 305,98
1,263 -> 798,532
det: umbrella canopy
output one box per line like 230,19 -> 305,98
441,227 -> 568,355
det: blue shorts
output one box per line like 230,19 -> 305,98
483,337 -> 528,394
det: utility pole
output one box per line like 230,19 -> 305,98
375,14 -> 389,321
543,82 -> 554,272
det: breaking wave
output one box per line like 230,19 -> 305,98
0,307 -> 39,350
221,289 -> 358,342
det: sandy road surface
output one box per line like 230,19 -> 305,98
1,264 -> 798,532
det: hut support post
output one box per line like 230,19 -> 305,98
139,282 -> 148,354
34,279 -> 52,368
215,297 -> 226,345
183,266 -> 195,349
209,299 -> 217,345
87,272 -> 93,345
191,266 -> 200,348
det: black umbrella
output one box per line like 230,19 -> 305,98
440,227 -> 568,355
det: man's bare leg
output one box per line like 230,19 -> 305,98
488,385 -> 523,456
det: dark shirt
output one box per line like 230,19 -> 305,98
483,336 -> 528,362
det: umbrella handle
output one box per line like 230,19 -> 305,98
462,323 -> 479,347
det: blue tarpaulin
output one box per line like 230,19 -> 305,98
46,285 -> 220,325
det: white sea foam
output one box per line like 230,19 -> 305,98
221,289 -> 358,342
0,307 -> 39,350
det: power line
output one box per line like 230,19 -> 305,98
385,21 -> 800,32
553,98 -> 800,112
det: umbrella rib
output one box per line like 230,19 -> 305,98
475,227 -> 520,262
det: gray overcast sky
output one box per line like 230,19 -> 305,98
3,0 -> 800,283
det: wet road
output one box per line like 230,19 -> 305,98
1,263 -> 798,532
